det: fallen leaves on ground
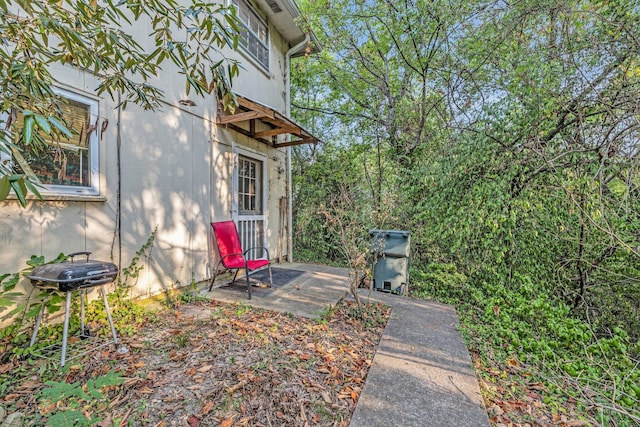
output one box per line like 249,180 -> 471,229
1,300 -> 390,426
472,353 -> 597,427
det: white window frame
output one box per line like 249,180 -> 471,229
231,0 -> 270,71
7,87 -> 100,196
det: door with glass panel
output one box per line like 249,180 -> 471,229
233,153 -> 266,258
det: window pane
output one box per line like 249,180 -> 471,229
13,99 -> 92,187
258,27 -> 267,44
238,155 -> 262,215
232,0 -> 269,70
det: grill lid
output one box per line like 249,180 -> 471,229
28,261 -> 119,283
28,252 -> 119,291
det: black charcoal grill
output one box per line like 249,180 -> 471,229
28,252 -> 119,291
27,252 -> 122,366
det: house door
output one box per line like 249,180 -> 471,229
232,152 -> 267,258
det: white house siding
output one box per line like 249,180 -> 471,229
0,0 -> 296,304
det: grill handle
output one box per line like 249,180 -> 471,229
68,251 -> 92,262
85,277 -> 114,286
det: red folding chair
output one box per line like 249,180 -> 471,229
209,220 -> 273,299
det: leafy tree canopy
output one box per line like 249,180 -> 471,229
0,0 -> 240,205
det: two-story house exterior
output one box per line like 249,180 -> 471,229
0,0 -> 318,300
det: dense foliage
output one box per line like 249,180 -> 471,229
292,0 -> 640,424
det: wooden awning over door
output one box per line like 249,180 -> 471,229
216,95 -> 319,148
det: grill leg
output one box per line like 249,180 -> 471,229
80,290 -> 86,337
100,285 -> 119,349
61,291 -> 72,366
30,301 -> 46,348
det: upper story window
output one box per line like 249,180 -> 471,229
8,88 -> 100,196
232,0 -> 269,71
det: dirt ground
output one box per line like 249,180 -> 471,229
1,299 -> 390,426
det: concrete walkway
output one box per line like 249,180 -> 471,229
203,262 -> 490,427
203,262 -> 351,318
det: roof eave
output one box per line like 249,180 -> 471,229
217,94 -> 321,148
254,0 -> 321,55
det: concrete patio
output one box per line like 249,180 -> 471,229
203,262 -> 490,427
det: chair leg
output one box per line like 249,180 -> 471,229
232,269 -> 239,283
267,264 -> 273,288
208,269 -> 219,292
245,266 -> 251,300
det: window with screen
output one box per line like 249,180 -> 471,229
232,0 -> 269,71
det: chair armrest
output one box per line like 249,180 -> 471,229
243,246 -> 270,260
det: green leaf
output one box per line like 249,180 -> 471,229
45,410 -> 87,426
34,114 -> 52,134
6,304 -> 24,318
47,116 -> 73,138
27,255 -> 46,268
26,302 -> 44,318
24,178 -> 43,200
607,178 -> 628,198
9,177 -> 28,207
0,292 -> 23,307
0,297 -> 14,308
2,273 -> 19,290
0,175 -> 10,200
94,372 -> 125,388
23,115 -> 35,145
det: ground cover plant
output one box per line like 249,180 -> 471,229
412,265 -> 640,426
0,298 -> 390,426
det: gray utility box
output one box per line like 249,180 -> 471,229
370,230 -> 411,295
